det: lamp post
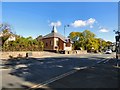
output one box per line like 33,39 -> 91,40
64,25 -> 70,38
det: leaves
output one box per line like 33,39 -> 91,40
2,36 -> 44,51
68,30 -> 112,52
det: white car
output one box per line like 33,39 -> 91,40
105,49 -> 112,54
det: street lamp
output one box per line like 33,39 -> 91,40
64,25 -> 70,38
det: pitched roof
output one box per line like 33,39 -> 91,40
42,32 -> 66,42
42,26 -> 72,43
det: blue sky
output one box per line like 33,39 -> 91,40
2,2 -> 118,42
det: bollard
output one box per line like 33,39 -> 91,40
26,53 -> 28,57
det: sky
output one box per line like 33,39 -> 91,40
2,2 -> 118,42
1,0 -> 120,2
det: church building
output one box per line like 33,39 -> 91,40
41,26 -> 73,52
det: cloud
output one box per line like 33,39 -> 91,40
49,21 -> 62,27
90,25 -> 93,28
86,18 -> 96,25
71,20 -> 86,27
99,28 -> 109,32
71,18 -> 96,28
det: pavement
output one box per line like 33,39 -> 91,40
1,52 -> 119,89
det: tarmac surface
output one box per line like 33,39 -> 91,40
47,60 -> 119,88
1,52 -> 119,89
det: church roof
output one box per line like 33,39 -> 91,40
42,32 -> 66,42
42,26 -> 74,43
42,26 -> 70,42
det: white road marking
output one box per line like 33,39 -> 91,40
103,60 -> 109,63
30,70 -> 77,88
56,65 -> 63,68
29,56 -> 113,89
15,64 -> 27,69
30,66 -> 88,89
97,57 -> 111,64
74,66 -> 88,70
97,59 -> 106,64
46,59 -> 69,64
106,57 -> 111,58
0,68 -> 11,71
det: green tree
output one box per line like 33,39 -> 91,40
68,32 -> 82,50
82,30 -> 96,51
69,30 -> 101,52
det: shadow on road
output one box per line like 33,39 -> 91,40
2,56 -> 120,89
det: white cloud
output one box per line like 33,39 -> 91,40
90,25 -> 93,28
50,21 -> 62,27
86,18 -> 96,25
99,28 -> 109,32
71,18 -> 96,28
71,20 -> 86,27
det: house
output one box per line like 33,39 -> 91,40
0,31 -> 16,44
41,26 -> 72,52
6,35 -> 16,42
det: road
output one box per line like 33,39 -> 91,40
1,52 -> 119,89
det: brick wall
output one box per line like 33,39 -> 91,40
42,38 -> 54,50
0,51 -> 88,59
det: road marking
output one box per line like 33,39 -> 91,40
107,57 -> 110,58
29,66 -> 88,89
97,59 -> 106,64
97,58 -> 111,64
0,68 -> 11,71
30,70 -> 77,88
29,57 -> 111,89
74,66 -> 88,70
56,65 -> 63,68
103,60 -> 109,63
46,59 -> 69,64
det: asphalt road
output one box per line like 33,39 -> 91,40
1,52 -> 119,89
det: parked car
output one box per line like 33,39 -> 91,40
105,49 -> 112,54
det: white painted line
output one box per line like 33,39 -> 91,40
0,68 -> 11,71
56,65 -> 63,68
30,66 -> 88,89
103,60 -> 109,63
74,66 -> 88,70
74,67 -> 81,70
106,57 -> 111,58
30,70 -> 77,88
46,59 -> 69,64
97,59 -> 106,64
29,57 -> 111,89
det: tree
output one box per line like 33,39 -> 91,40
82,30 -> 97,52
0,24 -> 12,46
68,32 -> 82,50
0,23 -> 44,51
68,30 -> 101,52
106,41 -> 112,49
